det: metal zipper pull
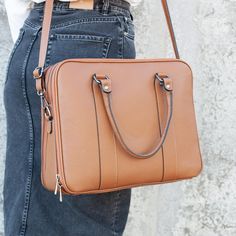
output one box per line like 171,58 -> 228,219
59,184 -> 63,202
54,174 -> 63,202
54,174 -> 59,195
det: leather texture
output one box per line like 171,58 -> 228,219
36,0 -> 203,196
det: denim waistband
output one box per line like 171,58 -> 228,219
33,0 -> 131,17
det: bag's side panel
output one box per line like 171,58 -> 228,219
41,78 -> 57,192
55,63 -> 101,193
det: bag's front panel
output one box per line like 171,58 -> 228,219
53,59 -> 202,193
101,62 -> 166,186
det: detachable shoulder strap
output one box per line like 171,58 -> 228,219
38,0 -> 54,69
37,0 -> 180,71
161,0 -> 180,59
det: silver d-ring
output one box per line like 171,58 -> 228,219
92,74 -> 101,84
155,73 -> 165,86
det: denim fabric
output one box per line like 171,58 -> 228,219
3,0 -> 136,235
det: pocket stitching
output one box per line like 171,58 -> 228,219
54,33 -> 109,42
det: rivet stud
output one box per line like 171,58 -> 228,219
104,85 -> 109,91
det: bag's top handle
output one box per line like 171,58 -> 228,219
35,0 -> 180,77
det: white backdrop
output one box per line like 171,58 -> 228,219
0,1 -> 236,235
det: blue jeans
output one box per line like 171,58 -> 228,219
3,0 -> 136,235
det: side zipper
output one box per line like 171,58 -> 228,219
48,63 -> 74,198
46,65 -> 64,202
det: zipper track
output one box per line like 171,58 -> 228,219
44,64 -> 66,197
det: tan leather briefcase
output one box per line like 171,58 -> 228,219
33,0 -> 203,202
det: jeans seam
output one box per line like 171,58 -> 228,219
102,37 -> 112,58
45,34 -> 53,68
19,30 -> 39,236
24,20 -> 41,31
111,191 -> 122,236
4,29 -> 25,85
114,15 -> 124,59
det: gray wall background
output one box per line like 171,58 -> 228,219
0,0 -> 236,235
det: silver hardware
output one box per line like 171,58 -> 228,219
54,174 -> 63,202
54,174 -> 59,195
39,94 -> 44,108
37,90 -> 46,108
103,85 -> 109,91
33,66 -> 44,79
37,90 -> 44,97
92,74 -> 110,85
155,73 -> 164,86
59,184 -> 63,202
92,74 -> 101,84
36,84 -> 53,133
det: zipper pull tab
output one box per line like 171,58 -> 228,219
54,174 -> 63,202
59,184 -> 63,202
54,174 -> 59,195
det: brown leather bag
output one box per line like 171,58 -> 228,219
33,0 -> 203,202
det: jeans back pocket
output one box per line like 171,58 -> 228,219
45,33 -> 112,67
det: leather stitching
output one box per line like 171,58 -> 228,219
154,77 -> 165,181
91,80 -> 102,190
111,131 -> 118,188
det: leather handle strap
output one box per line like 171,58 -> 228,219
93,74 -> 173,159
36,0 -> 180,71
